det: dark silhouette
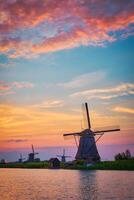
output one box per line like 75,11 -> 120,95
27,144 -> 40,162
0,159 -> 7,164
64,102 -> 120,163
115,149 -> 133,160
18,153 -> 25,163
49,158 -> 60,168
57,149 -> 71,163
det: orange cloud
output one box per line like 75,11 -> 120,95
0,103 -> 81,149
0,102 -> 134,150
113,107 -> 134,114
0,0 -> 134,58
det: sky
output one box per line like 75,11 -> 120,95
0,0 -> 134,161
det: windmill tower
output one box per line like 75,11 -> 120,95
57,149 -> 71,163
64,103 -> 120,163
27,144 -> 39,162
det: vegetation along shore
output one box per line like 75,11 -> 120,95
0,160 -> 134,171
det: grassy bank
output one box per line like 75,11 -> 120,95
64,160 -> 134,171
88,160 -> 134,170
0,160 -> 134,170
0,161 -> 50,169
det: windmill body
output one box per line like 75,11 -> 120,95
75,103 -> 100,162
64,103 -> 120,163
27,145 -> 40,162
57,149 -> 71,163
75,129 -> 100,162
28,153 -> 35,162
18,153 -> 25,163
61,155 -> 66,163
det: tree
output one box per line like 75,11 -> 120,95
115,153 -> 122,160
125,149 -> 131,159
114,149 -> 132,160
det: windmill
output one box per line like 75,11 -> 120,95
18,153 -> 25,163
63,103 -> 120,163
27,144 -> 39,162
57,149 -> 71,163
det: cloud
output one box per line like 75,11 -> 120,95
71,83 -> 134,100
32,100 -> 64,109
11,82 -> 34,89
0,54 -> 16,68
0,91 -> 15,96
0,0 -> 134,58
0,102 -> 134,149
6,139 -> 28,143
113,107 -> 134,114
0,62 -> 16,68
57,71 -> 106,89
0,81 -> 11,91
0,103 -> 81,137
0,80 -> 34,95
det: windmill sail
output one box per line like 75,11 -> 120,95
32,144 -> 34,154
82,103 -> 87,129
27,144 -> 39,162
93,125 -> 120,134
85,102 -> 91,129
57,149 -> 71,163
82,103 -> 91,129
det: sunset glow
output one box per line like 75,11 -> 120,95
0,0 -> 134,158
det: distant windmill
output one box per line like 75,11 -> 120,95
18,153 -> 25,163
64,103 -> 120,163
57,149 -> 71,163
27,144 -> 39,162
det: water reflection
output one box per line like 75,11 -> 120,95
76,170 -> 98,200
0,169 -> 134,200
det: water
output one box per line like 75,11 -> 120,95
0,169 -> 134,200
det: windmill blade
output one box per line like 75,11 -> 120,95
82,102 -> 91,129
32,144 -> 35,154
57,155 -> 62,157
82,103 -> 87,129
64,135 -> 74,140
64,134 -> 81,141
63,132 -> 81,137
93,125 -> 120,135
85,102 -> 91,129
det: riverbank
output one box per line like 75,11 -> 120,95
65,160 -> 134,170
0,160 -> 134,170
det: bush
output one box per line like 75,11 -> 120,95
115,149 -> 133,160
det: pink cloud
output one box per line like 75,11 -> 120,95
0,0 -> 69,32
0,0 -> 134,57
0,81 -> 34,95
11,81 -> 34,89
0,81 -> 11,91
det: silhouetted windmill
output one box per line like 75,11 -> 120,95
64,103 -> 120,163
57,149 -> 71,163
27,144 -> 39,162
18,153 -> 25,163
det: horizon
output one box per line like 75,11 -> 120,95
0,0 -> 134,161
0,144 -> 134,163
